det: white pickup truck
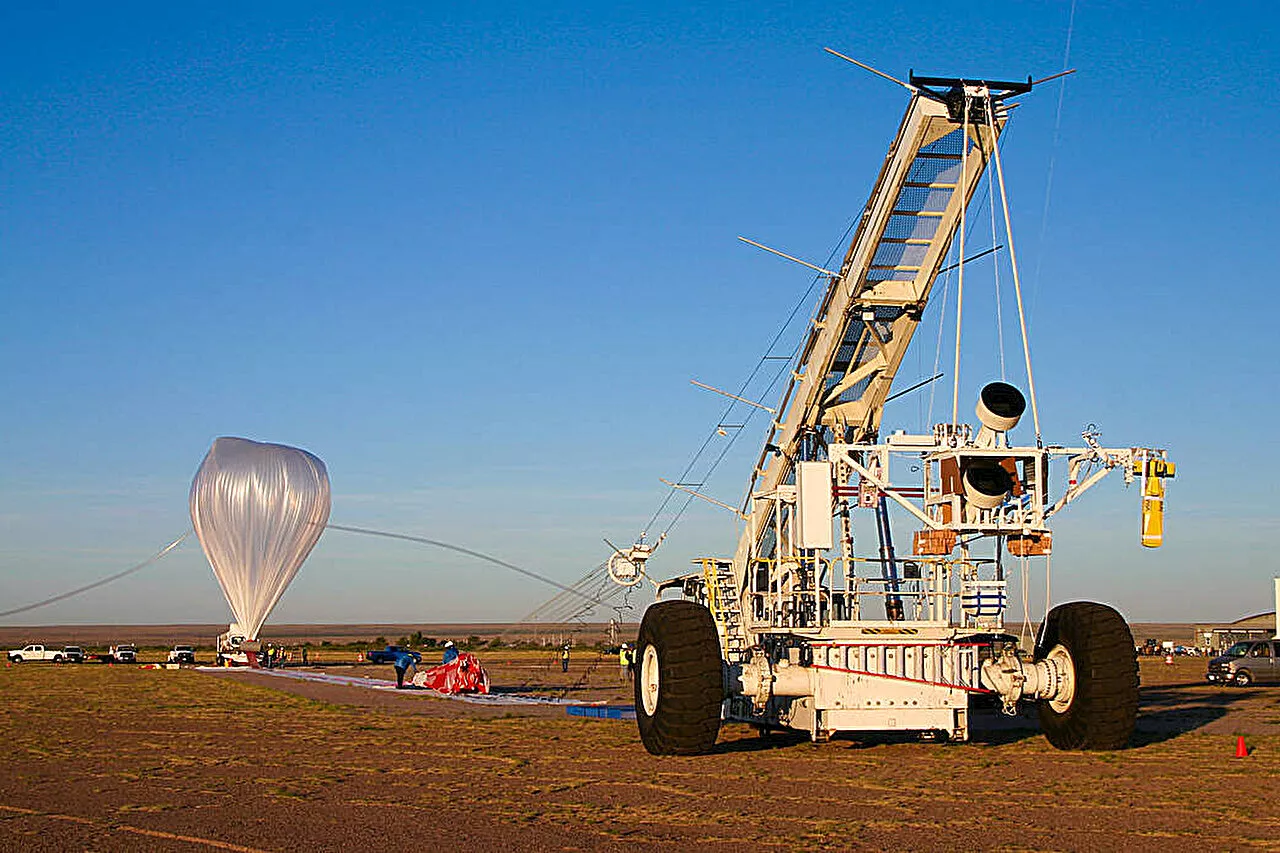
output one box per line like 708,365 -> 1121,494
110,644 -> 138,663
7,643 -> 66,663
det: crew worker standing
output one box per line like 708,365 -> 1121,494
625,645 -> 636,681
561,644 -> 570,673
442,641 -> 458,665
618,644 -> 630,682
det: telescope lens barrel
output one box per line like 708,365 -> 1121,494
977,382 -> 1026,432
962,458 -> 1014,509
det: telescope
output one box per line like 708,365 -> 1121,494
961,382 -> 1027,509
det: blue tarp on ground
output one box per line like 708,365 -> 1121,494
566,704 -> 636,720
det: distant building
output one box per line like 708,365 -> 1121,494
1195,611 -> 1278,653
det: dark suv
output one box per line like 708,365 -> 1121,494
365,645 -> 422,665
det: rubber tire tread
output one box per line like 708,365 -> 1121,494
635,600 -> 723,755
1036,601 -> 1139,750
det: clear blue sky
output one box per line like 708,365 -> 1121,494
2,2 -> 1277,627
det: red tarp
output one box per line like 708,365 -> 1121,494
411,653 -> 489,694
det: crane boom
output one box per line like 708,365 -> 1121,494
732,84 -> 1009,588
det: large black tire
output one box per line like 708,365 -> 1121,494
1036,601 -> 1139,750
634,601 -> 723,755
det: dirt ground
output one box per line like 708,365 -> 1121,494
1,655 -> 1278,852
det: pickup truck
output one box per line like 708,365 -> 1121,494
62,646 -> 85,663
110,644 -> 138,663
167,645 -> 196,664
6,644 -> 65,663
364,645 -> 422,665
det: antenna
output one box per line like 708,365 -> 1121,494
823,48 -> 917,92
1031,68 -> 1077,87
690,379 -> 776,414
660,478 -> 748,519
738,236 -> 840,278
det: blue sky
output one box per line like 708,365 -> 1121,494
2,2 -> 1277,627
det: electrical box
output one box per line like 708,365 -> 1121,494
795,461 -> 834,550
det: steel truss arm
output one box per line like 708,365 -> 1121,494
733,92 -> 1006,589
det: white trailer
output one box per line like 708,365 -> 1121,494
619,66 -> 1175,754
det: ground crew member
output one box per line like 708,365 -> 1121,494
625,645 -> 636,681
618,644 -> 629,682
392,649 -> 417,689
561,644 -> 570,673
442,641 -> 458,664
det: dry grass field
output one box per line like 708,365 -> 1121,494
1,655 -> 1277,851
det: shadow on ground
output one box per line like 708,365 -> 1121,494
1131,685 -> 1244,745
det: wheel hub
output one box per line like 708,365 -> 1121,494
1043,643 -> 1076,713
640,644 -> 660,715
979,642 -> 1076,713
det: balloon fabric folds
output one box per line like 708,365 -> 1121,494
190,437 -> 331,641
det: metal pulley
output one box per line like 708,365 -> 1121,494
608,544 -> 652,587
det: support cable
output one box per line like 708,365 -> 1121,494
641,271 -> 823,538
1030,0 -> 1078,327
951,92 -> 970,425
1019,554 -> 1032,650
988,142 -> 1007,381
1043,550 -> 1053,626
642,215 -> 861,541
327,524 -> 610,609
984,99 -> 1043,443
926,249 -> 956,427
0,531 -> 190,619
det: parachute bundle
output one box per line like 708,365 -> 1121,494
190,437 -> 331,640
411,653 -> 490,694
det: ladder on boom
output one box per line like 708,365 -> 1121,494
700,559 -> 748,661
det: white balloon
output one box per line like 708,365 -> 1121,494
190,437 -> 331,640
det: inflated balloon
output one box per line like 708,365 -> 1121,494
190,437 -> 331,640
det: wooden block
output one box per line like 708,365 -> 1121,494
1006,531 -> 1052,556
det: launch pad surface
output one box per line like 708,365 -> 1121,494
1,657 -> 1275,851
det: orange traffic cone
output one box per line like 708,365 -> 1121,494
1235,736 -> 1248,758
